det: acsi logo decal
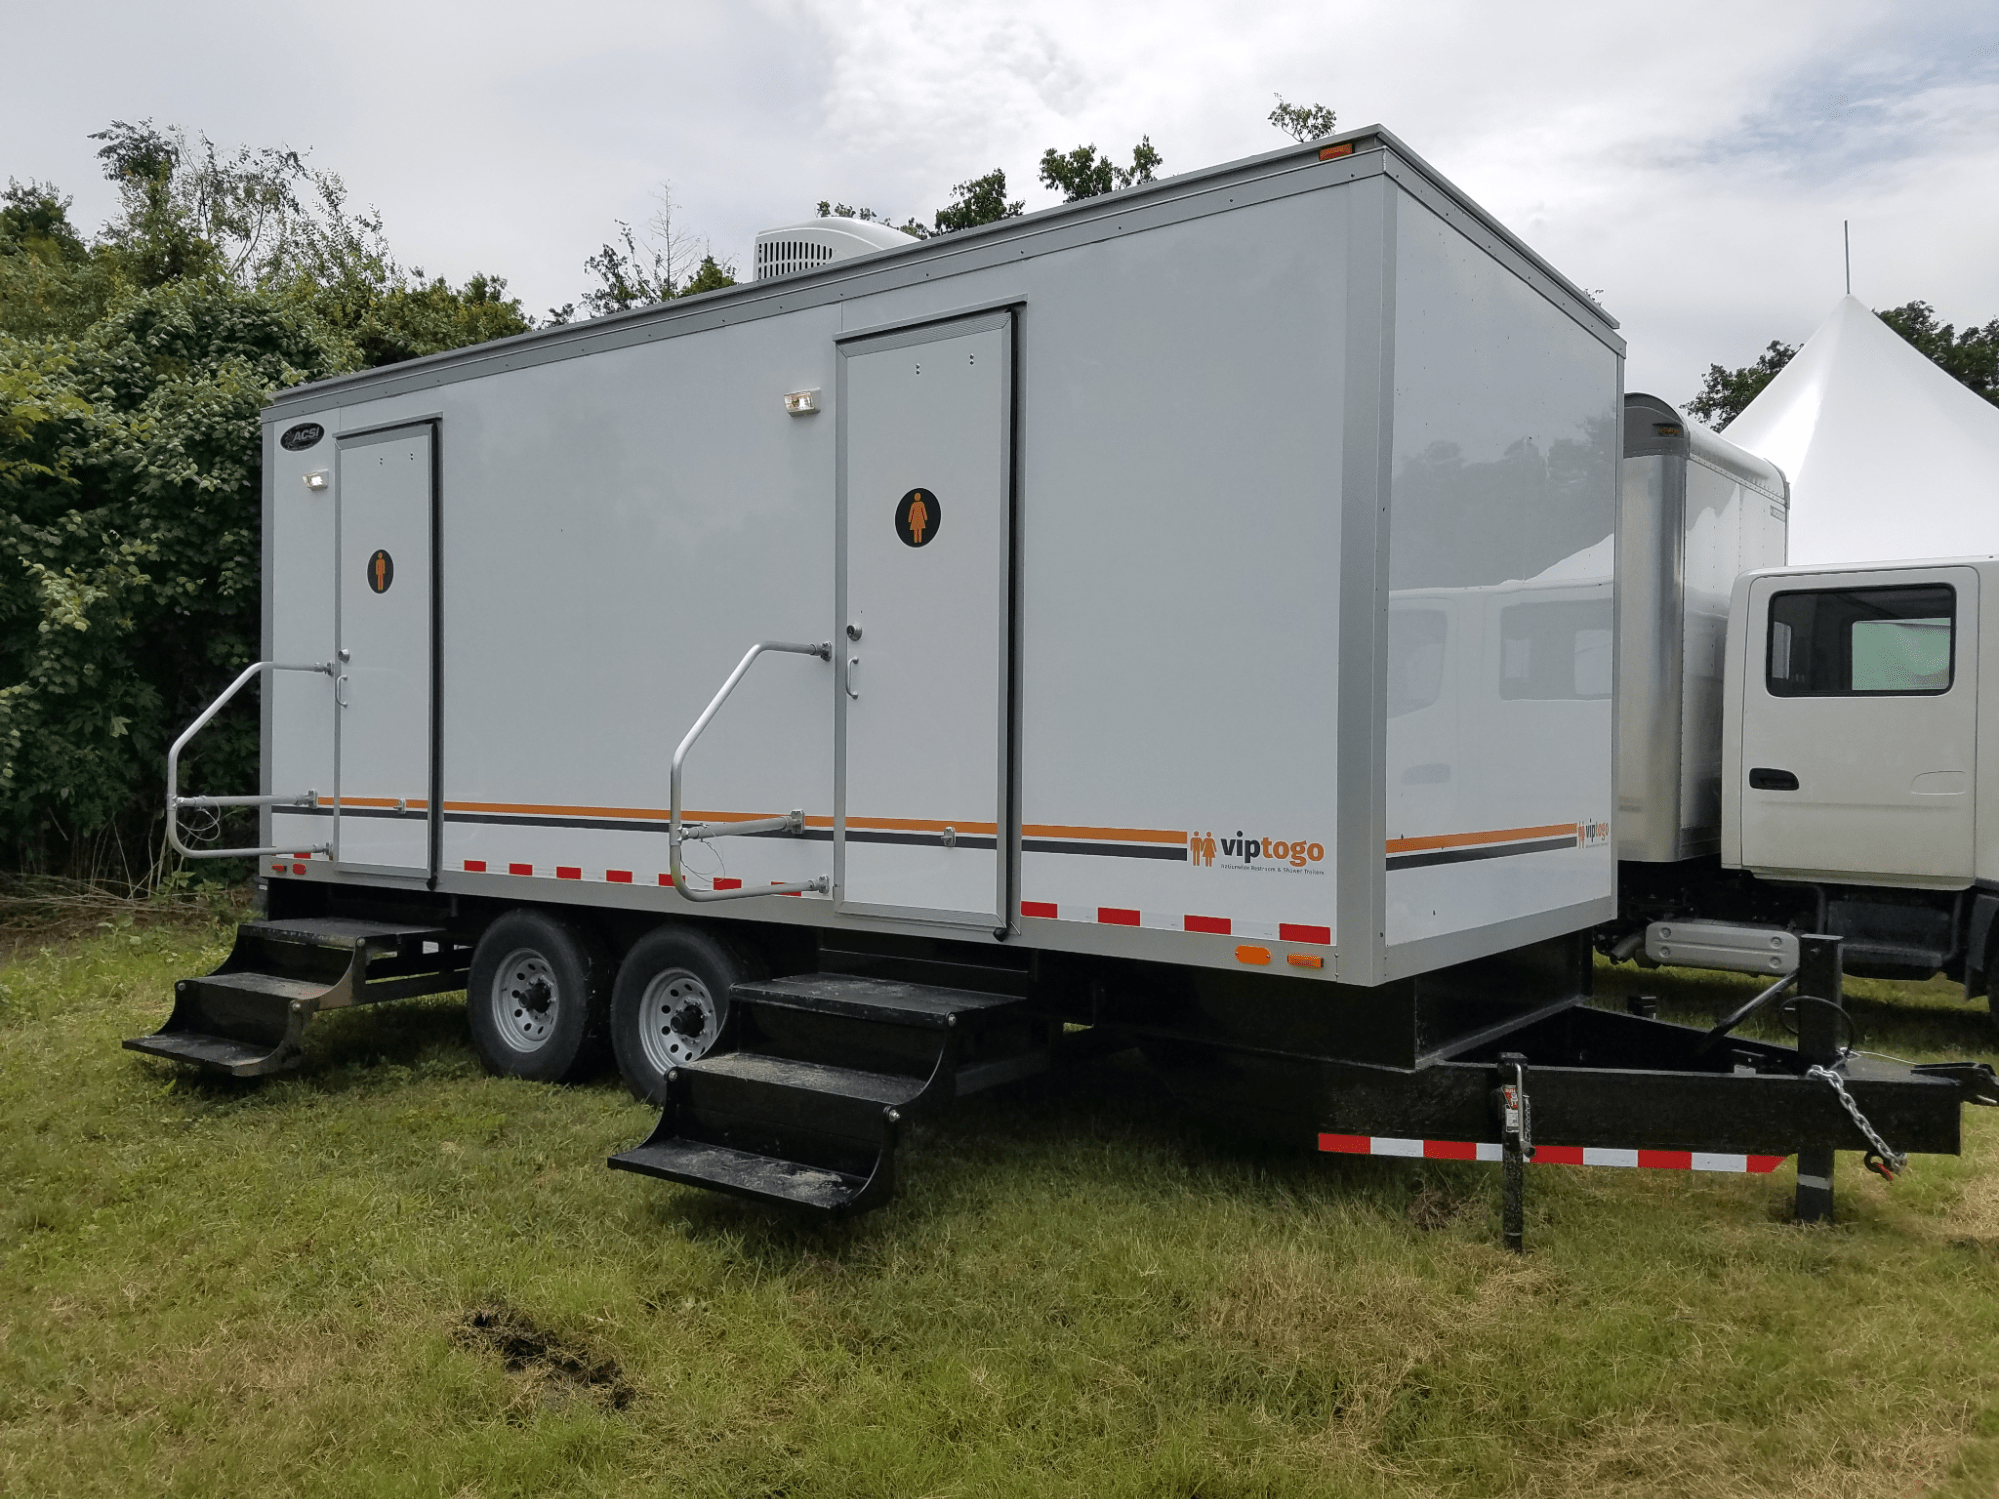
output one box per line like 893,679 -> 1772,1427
366,549 -> 394,594
1189,830 -> 1327,870
280,421 -> 325,451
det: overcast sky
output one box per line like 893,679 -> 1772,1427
6,0 -> 1996,405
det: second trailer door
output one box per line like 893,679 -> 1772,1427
836,313 -> 1013,925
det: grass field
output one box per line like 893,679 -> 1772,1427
4,911 -> 1999,1497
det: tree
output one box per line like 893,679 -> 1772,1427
1269,97 -> 1338,143
1036,137 -> 1163,202
580,184 -> 736,315
933,170 -> 1023,234
1687,340 -> 1797,430
815,202 -> 927,239
0,123 -> 534,883
1876,301 -> 1999,406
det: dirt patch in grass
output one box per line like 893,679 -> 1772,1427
456,1305 -> 635,1413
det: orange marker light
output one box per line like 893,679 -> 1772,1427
1319,143 -> 1353,161
1287,953 -> 1324,970
1236,945 -> 1272,965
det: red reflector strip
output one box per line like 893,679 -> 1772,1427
658,873 -> 674,886
1317,1134 -> 1786,1174
1280,923 -> 1332,945
509,863 -> 533,876
556,866 -> 581,880
1098,907 -> 1141,926
463,859 -> 487,873
292,863 -> 307,875
1020,901 -> 1058,919
713,878 -> 742,891
606,869 -> 632,883
1184,914 -> 1231,935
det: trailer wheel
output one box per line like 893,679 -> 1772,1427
466,910 -> 611,1083
610,925 -> 758,1105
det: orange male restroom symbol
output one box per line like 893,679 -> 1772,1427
895,488 -> 940,548
366,549 -> 395,593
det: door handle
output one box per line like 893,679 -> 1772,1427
336,674 -> 350,708
1748,767 -> 1799,791
846,655 -> 860,700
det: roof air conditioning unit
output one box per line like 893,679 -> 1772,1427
754,216 -> 913,281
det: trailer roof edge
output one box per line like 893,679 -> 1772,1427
264,125 -> 1621,418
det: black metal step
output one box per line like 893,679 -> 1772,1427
123,1030 -> 290,1075
126,917 -> 468,1077
731,973 -> 1028,1029
612,973 -> 1049,1217
192,971 -> 327,1002
243,917 -> 449,954
608,1136 -> 879,1213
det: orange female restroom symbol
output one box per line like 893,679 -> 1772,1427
366,549 -> 394,593
895,488 -> 940,548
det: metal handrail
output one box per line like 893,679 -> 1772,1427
167,660 -> 336,860
670,640 -> 831,901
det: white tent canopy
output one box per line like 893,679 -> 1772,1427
1724,295 -> 1999,566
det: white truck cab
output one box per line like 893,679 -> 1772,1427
1724,560 -> 1988,889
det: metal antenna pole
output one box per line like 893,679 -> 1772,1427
1844,221 -> 1851,296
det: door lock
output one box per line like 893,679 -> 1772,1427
846,623 -> 862,641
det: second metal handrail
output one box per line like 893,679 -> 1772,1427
670,640 -> 831,901
167,660 -> 336,860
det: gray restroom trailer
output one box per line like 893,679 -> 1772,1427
130,129 -> 1985,1229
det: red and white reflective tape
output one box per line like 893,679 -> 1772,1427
1020,901 -> 1330,945
1319,1133 -> 1785,1174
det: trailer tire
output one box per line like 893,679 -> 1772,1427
467,910 -> 612,1083
610,925 -> 759,1105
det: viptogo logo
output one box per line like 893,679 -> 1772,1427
1189,830 -> 1327,870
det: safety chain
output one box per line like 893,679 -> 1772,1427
1806,1064 -> 1909,1180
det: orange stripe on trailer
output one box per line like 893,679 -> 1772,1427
1023,823 -> 1186,845
1385,823 -> 1578,856
335,795 -> 428,809
847,815 -> 1000,835
445,799 -> 780,823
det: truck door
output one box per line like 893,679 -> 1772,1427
334,425 -> 434,873
1738,567 -> 1976,883
835,312 -> 1013,925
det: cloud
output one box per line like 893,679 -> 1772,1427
5,0 -> 1994,403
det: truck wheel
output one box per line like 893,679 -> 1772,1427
467,910 -> 611,1083
611,925 -> 758,1105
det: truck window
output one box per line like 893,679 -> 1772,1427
1387,609 -> 1448,717
1498,599 -> 1613,701
1766,584 -> 1954,696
